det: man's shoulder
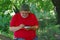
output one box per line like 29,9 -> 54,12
12,13 -> 20,19
13,13 -> 20,16
29,13 -> 35,16
30,13 -> 36,17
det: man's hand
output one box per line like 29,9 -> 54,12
24,26 -> 38,30
19,24 -> 25,28
24,26 -> 31,30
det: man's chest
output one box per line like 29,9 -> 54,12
17,17 -> 34,26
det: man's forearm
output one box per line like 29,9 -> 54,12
31,26 -> 38,30
10,26 -> 22,32
10,24 -> 25,32
25,26 -> 38,30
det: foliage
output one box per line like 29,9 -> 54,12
0,0 -> 59,40
38,25 -> 60,40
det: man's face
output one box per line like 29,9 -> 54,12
20,11 -> 30,18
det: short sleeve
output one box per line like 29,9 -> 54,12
32,14 -> 39,26
10,14 -> 17,27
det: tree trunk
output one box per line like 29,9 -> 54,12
52,0 -> 60,24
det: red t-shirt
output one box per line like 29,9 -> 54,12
10,12 -> 38,40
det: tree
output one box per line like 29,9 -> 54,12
52,0 -> 60,24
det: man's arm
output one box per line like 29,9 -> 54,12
31,26 -> 38,30
9,24 -> 24,32
25,25 -> 38,30
10,27 -> 21,32
25,14 -> 39,30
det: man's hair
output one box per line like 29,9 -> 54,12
20,4 -> 30,11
